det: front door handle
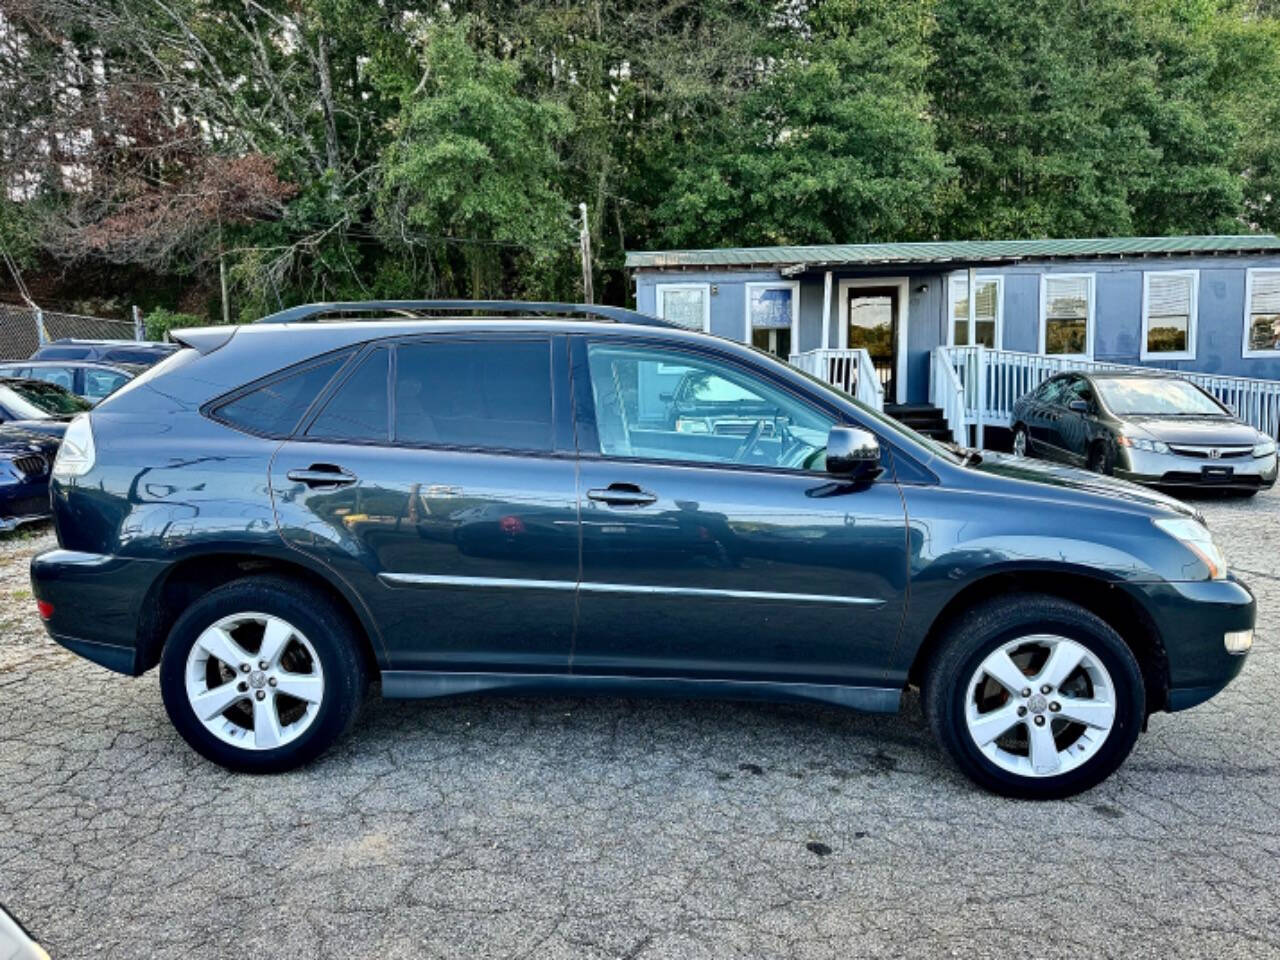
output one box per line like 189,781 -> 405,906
587,483 -> 658,506
286,464 -> 357,488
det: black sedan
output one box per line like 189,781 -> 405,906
1011,371 -> 1278,494
0,423 -> 59,533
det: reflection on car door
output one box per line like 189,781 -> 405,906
1055,375 -> 1094,464
569,336 -> 908,689
271,335 -> 579,674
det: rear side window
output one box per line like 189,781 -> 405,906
306,349 -> 390,442
214,351 -> 351,437
394,339 -> 553,451
84,369 -> 128,401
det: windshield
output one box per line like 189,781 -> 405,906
0,381 -> 92,418
1094,377 -> 1225,416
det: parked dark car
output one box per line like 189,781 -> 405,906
30,338 -> 179,367
31,301 -> 1255,799
0,424 -> 58,532
0,359 -> 142,405
1011,371 -> 1278,494
0,377 -> 92,437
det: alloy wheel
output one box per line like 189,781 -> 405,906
1012,429 -> 1027,458
184,612 -> 325,751
964,634 -> 1116,778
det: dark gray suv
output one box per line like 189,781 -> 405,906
31,301 -> 1255,798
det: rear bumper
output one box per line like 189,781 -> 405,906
30,549 -> 168,676
1129,576 -> 1254,712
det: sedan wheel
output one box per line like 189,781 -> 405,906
1012,427 -> 1028,458
184,612 -> 325,751
964,635 -> 1115,778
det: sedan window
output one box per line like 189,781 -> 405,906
83,369 -> 129,401
585,343 -> 835,470
1094,378 -> 1226,416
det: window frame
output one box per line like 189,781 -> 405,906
570,333 -> 916,482
742,280 -> 800,356
654,282 -> 712,333
946,273 -> 1004,349
1140,269 -> 1198,362
1039,273 -> 1096,360
1242,267 -> 1280,358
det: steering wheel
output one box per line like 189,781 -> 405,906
733,419 -> 766,463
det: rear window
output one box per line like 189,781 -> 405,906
394,339 -> 553,451
213,351 -> 352,437
306,349 -> 390,442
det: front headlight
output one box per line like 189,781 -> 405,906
1253,439 -> 1276,459
52,414 -> 95,479
1118,435 -> 1169,454
1153,516 -> 1227,580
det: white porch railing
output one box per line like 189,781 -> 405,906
929,348 -> 968,443
788,348 -> 885,411
936,345 -> 1280,446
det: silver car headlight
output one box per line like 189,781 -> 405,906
1118,435 -> 1169,454
1253,439 -> 1276,459
1153,516 -> 1227,580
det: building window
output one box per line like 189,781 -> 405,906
948,275 -> 1002,348
1141,270 -> 1198,360
1244,269 -> 1280,356
1040,274 -> 1094,358
743,281 -> 799,359
655,283 -> 711,332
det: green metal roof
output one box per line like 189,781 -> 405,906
624,234 -> 1280,270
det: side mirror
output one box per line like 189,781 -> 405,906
1067,399 -> 1089,413
826,425 -> 881,480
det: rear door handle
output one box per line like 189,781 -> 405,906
286,464 -> 358,488
587,483 -> 658,506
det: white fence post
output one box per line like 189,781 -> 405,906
34,307 -> 47,345
132,305 -> 144,341
975,345 -> 986,449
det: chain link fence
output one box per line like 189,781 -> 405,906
0,302 -> 140,360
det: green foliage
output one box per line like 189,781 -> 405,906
5,0 -> 1280,314
144,308 -> 208,341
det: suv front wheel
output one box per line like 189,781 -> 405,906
924,594 -> 1145,799
159,576 -> 367,773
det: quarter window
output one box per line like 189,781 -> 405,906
307,349 -> 390,442
948,275 -> 1002,348
1041,275 -> 1094,358
1245,269 -> 1280,355
585,343 -> 835,470
213,351 -> 352,437
1142,271 -> 1198,360
393,339 -> 554,451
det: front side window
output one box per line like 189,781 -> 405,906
745,282 -> 797,359
655,283 -> 710,332
1143,271 -> 1197,359
1245,269 -> 1280,355
1042,275 -> 1093,357
393,339 -> 554,452
949,276 -> 1001,348
28,367 -> 75,391
214,351 -> 352,437
307,349 -> 390,442
585,342 -> 835,471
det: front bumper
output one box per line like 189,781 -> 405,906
1,479 -> 52,532
30,549 -> 168,675
1115,448 -> 1277,490
1128,576 -> 1255,712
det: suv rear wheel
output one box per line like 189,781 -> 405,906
923,594 -> 1144,799
159,576 -> 367,773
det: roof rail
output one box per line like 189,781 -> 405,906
255,299 -> 670,327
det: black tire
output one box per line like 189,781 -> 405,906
159,575 -> 368,773
922,594 -> 1145,800
1086,441 -> 1114,475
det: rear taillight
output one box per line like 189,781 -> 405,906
52,414 -> 95,478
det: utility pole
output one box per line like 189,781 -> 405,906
578,202 -> 594,305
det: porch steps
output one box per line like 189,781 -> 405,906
884,403 -> 953,442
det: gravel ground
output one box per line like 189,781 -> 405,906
2,492 -> 1279,960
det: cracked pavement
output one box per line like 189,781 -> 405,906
2,491 -> 1279,960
